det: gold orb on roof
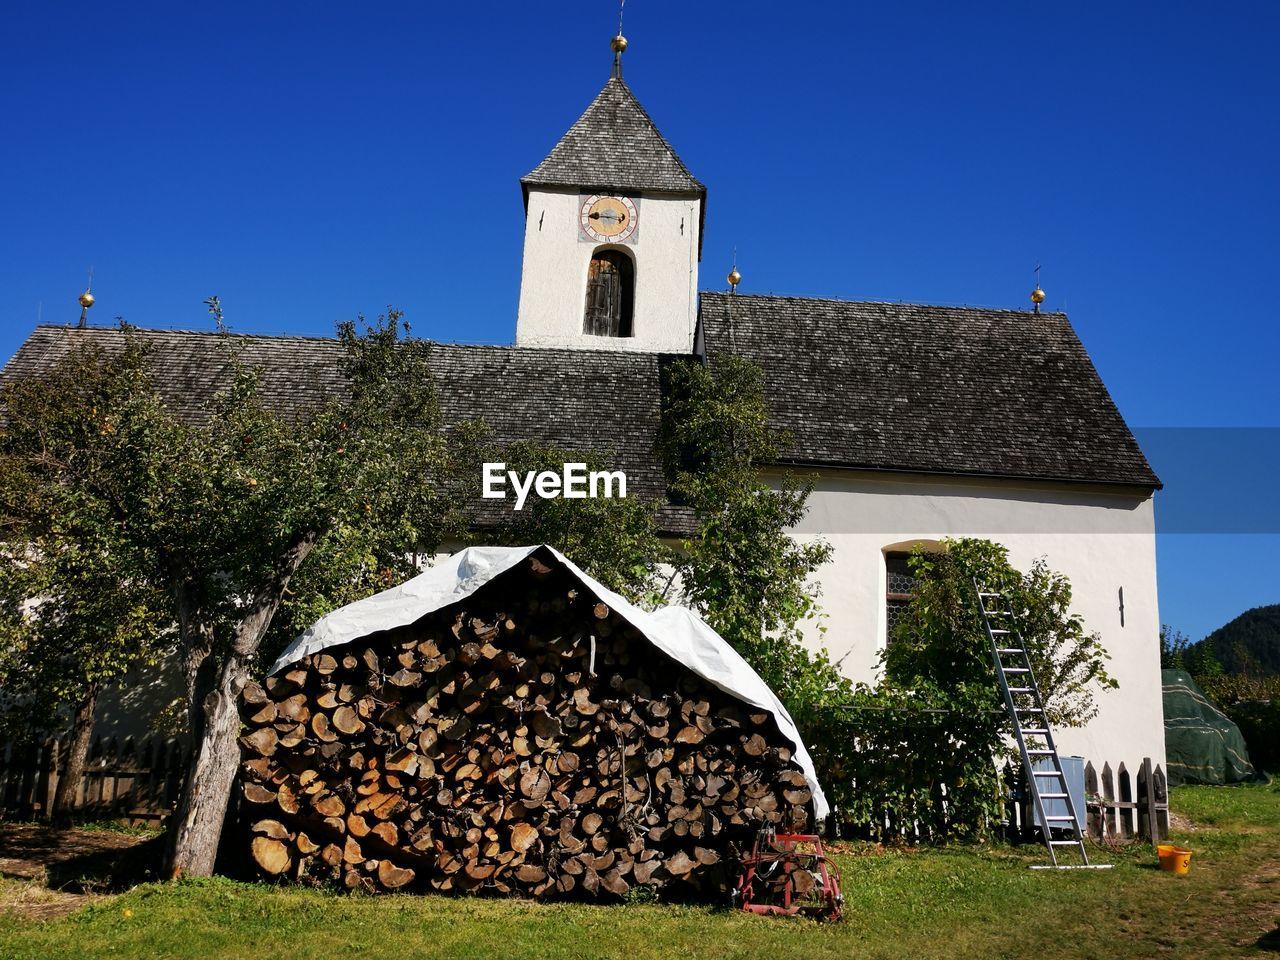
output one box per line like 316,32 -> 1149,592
78,290 -> 95,309
611,34 -> 628,53
727,267 -> 742,287
1030,285 -> 1046,305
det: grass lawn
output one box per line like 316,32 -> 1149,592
0,782 -> 1276,960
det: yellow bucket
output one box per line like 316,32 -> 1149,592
1158,845 -> 1192,875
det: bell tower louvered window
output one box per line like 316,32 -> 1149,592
583,249 -> 634,337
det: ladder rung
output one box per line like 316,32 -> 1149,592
1016,706 -> 1043,713
997,647 -> 1024,655
1032,770 -> 1065,777
990,629 -> 1012,635
1026,749 -> 1055,756
989,610 -> 1015,616
1022,728 -> 1050,735
1039,793 -> 1069,799
1009,687 -> 1034,694
978,592 -> 1002,598
1003,667 -> 1030,674
1044,815 -> 1076,821
1049,840 -> 1084,846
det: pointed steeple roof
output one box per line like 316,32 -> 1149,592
522,77 -> 704,196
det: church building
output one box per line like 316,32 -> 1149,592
4,36 -> 1165,783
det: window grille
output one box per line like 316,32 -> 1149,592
885,551 -> 920,645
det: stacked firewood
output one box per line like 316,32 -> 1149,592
237,553 -> 813,898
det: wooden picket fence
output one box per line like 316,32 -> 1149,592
0,735 -> 189,824
2,736 -> 1171,848
1084,756 -> 1169,847
1001,756 -> 1169,847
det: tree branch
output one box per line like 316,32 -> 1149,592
230,527 -> 323,659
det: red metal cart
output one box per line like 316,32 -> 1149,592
734,829 -> 843,922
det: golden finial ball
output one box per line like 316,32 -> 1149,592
1030,286 -> 1046,305
78,290 -> 95,309
611,34 -> 628,53
727,267 -> 742,287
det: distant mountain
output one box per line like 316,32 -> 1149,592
1201,604 -> 1280,675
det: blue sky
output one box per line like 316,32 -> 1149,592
1,2 -> 1276,641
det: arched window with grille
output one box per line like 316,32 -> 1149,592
885,551 -> 918,645
883,541 -> 943,647
583,248 -> 634,337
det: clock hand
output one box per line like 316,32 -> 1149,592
589,210 -> 627,225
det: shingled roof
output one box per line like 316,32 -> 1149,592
698,293 -> 1160,488
2,294 -> 1159,536
1,326 -> 692,533
522,77 -> 704,196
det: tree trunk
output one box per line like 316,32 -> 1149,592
174,581 -> 216,750
50,681 -> 99,827
166,529 -> 320,878
167,652 -> 251,877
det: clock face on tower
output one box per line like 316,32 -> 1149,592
579,194 -> 638,244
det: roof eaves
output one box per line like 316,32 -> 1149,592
767,456 -> 1163,493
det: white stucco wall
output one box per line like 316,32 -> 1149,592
777,469 -> 1164,780
515,187 -> 701,353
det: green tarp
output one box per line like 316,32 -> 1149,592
1162,668 -> 1256,786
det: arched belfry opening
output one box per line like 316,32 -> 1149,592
583,248 -> 634,338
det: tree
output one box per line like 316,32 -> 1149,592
159,309 -> 461,876
1184,639 -> 1224,684
475,438 -> 665,606
3,307 -> 462,875
887,538 -> 1117,729
0,338 -> 168,822
658,354 -> 840,712
1160,625 -> 1194,670
1201,603 -> 1280,675
815,539 -> 1121,842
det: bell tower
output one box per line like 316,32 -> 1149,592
515,34 -> 705,354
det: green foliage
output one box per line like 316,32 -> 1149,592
808,687 -> 1008,843
0,305 -> 467,870
658,354 -> 837,712
1201,603 -> 1280,675
1197,672 -> 1280,774
1223,699 -> 1280,773
888,539 -> 1117,729
822,539 -> 1118,842
77,308 -> 464,673
470,438 -> 665,606
0,338 -> 168,739
1198,671 -> 1280,707
258,314 -> 469,665
1174,603 -> 1280,777
1160,624 -> 1194,670
1184,641 -> 1224,683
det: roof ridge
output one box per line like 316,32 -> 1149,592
698,291 -> 1067,318
31,323 -> 344,344
24,324 -> 670,362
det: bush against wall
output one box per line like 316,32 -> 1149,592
806,688 -> 1007,843
816,539 -> 1117,843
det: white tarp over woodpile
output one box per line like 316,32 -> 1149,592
270,544 -> 829,818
